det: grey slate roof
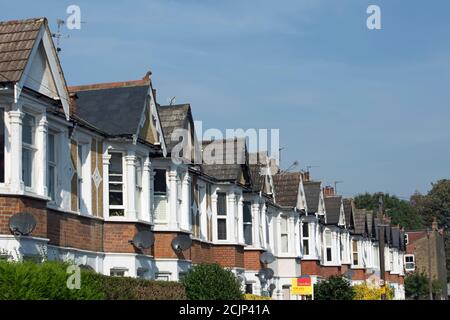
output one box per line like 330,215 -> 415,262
353,209 -> 367,235
324,196 -> 342,225
201,138 -> 249,183
157,104 -> 191,153
343,199 -> 354,229
0,18 -> 44,83
272,172 -> 302,208
391,227 -> 400,248
303,181 -> 321,214
70,84 -> 148,136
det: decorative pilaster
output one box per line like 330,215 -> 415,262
211,192 -> 218,241
141,157 -> 151,222
168,167 -> 179,229
8,107 -> 24,193
228,193 -> 237,242
36,115 -> 48,196
125,152 -> 137,220
252,202 -> 260,247
181,171 -> 191,230
237,195 -> 244,244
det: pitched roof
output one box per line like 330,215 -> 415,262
0,18 -> 44,83
343,198 -> 354,229
201,138 -> 249,183
324,196 -> 342,225
157,104 -> 191,153
353,209 -> 367,235
272,172 -> 302,208
249,163 -> 266,193
69,80 -> 149,136
303,181 -> 321,214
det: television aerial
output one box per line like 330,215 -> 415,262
260,251 -> 275,265
9,212 -> 37,236
171,234 -> 192,252
129,230 -> 155,249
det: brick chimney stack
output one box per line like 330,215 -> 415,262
323,186 -> 335,197
302,171 -> 310,182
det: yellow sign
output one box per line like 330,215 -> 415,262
291,277 -> 313,296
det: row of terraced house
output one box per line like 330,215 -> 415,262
0,17 -> 406,299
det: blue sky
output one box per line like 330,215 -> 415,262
2,0 -> 450,199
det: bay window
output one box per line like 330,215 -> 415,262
243,201 -> 252,245
47,131 -> 57,200
280,215 -> 288,253
216,192 -> 227,240
325,230 -> 332,262
22,114 -> 35,188
108,152 -> 124,216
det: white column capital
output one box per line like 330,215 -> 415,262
124,154 -> 137,165
8,109 -> 24,123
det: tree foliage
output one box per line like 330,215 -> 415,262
353,282 -> 394,300
314,276 -> 355,300
354,193 -> 423,229
181,263 -> 243,300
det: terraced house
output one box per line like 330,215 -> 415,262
0,17 -> 406,299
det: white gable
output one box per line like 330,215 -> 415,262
24,42 -> 58,98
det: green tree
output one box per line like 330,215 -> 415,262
354,193 -> 423,229
411,180 -> 450,282
404,271 -> 443,300
314,276 -> 355,300
181,263 -> 243,300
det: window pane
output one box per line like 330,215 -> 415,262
22,148 -> 32,187
47,133 -> 55,162
281,234 -> 288,252
302,223 -> 309,237
326,248 -> 332,262
243,202 -> 252,222
22,114 -> 35,145
154,169 -> 167,194
280,217 -> 287,233
325,231 -> 332,246
217,219 -> 227,240
109,191 -> 123,206
244,224 -> 252,245
303,239 -> 309,255
217,193 -> 227,215
47,165 -> 55,199
109,153 -> 123,174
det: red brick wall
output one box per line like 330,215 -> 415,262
301,260 -> 322,276
321,266 -> 341,278
351,269 -> 366,281
47,209 -> 103,252
190,240 -> 215,264
213,245 -> 245,268
0,195 -> 47,238
244,250 -> 264,270
103,222 -> 153,255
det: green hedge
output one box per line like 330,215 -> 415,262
0,260 -> 185,300
182,263 -> 243,300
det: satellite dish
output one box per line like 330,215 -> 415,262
171,234 -> 192,252
343,269 -> 354,280
130,231 -> 155,249
260,252 -> 275,264
269,283 -> 276,291
258,268 -> 274,280
9,212 -> 37,236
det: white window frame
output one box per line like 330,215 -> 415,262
108,151 -> 125,216
324,230 -> 333,262
216,192 -> 228,241
352,239 -> 360,267
404,254 -> 415,272
22,113 -> 36,190
76,140 -> 91,215
280,215 -> 289,253
302,222 -> 310,256
135,156 -> 143,216
110,268 -> 128,277
47,130 -> 57,201
243,201 -> 252,245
